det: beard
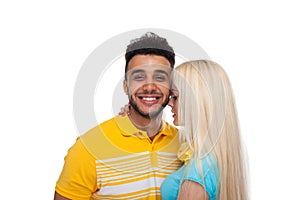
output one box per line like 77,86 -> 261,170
128,95 -> 169,119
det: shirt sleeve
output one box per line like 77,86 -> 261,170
55,138 -> 98,200
182,158 -> 219,200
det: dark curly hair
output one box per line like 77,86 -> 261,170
125,32 -> 175,75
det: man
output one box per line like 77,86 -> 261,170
54,32 -> 181,200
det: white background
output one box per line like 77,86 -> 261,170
1,0 -> 299,199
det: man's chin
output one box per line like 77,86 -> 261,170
138,109 -> 163,119
133,106 -> 164,118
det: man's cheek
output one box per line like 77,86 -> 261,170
127,83 -> 142,93
157,82 -> 171,91
128,87 -> 141,98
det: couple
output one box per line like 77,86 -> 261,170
55,32 -> 248,200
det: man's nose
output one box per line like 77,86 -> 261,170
142,82 -> 158,92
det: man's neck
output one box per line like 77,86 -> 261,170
128,110 -> 163,139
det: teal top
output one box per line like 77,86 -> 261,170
160,155 -> 219,200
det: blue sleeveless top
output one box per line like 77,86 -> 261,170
160,155 -> 219,200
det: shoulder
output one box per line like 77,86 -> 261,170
162,121 -> 178,135
80,117 -> 116,141
79,116 -> 133,159
185,155 -> 218,179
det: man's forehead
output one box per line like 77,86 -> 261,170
127,64 -> 172,73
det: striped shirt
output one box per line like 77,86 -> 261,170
56,115 -> 182,199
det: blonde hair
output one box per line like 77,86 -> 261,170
173,60 -> 249,200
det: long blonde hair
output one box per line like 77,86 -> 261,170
173,60 -> 249,200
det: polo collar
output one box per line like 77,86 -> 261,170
114,115 -> 171,137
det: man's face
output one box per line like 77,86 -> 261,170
123,55 -> 172,118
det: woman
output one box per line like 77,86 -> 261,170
160,60 -> 248,200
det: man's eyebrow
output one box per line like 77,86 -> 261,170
154,69 -> 169,76
130,69 -> 145,75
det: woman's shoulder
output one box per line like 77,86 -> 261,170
186,154 -> 218,174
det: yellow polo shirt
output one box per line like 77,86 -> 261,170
55,115 -> 181,200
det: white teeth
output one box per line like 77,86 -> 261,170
143,97 -> 156,101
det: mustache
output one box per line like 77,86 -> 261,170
135,91 -> 163,95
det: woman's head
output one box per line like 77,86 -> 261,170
170,60 -> 248,199
170,60 -> 235,155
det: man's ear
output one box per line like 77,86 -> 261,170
123,80 -> 128,95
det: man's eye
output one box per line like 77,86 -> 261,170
133,75 -> 145,81
154,75 -> 167,82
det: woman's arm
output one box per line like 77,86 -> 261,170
54,191 -> 70,200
